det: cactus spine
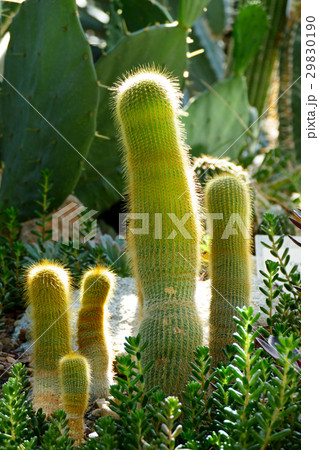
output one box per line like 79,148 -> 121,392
26,260 -> 72,415
77,266 -> 115,400
59,353 -> 90,446
114,68 -> 203,395
205,175 -> 252,366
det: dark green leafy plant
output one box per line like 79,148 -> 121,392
181,346 -> 214,445
215,307 -> 265,448
80,301 -> 300,449
0,363 -> 73,449
82,416 -> 119,450
253,335 -> 301,448
0,363 -> 37,448
259,259 -> 283,334
210,307 -> 300,449
31,168 -> 54,243
0,301 -> 301,449
257,213 -> 301,337
146,397 -> 183,449
0,207 -> 26,312
40,410 -> 74,450
82,335 -> 184,449
260,213 -> 300,301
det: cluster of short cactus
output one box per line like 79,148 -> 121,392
115,68 -> 252,391
26,262 -> 115,444
25,68 -> 253,442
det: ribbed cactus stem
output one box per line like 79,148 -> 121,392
26,260 -> 72,415
205,175 -> 252,366
59,353 -> 90,446
279,0 -> 301,159
246,0 -> 288,114
77,266 -> 115,400
115,68 -> 203,395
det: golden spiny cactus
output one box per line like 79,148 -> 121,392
77,266 -> 115,399
26,260 -> 72,415
205,175 -> 252,366
59,353 -> 90,446
114,68 -> 203,395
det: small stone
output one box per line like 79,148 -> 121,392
95,398 -> 107,409
88,432 -> 98,439
91,408 -> 103,418
0,364 -> 5,371
6,356 -> 16,364
99,404 -> 119,419
2,338 -> 14,352
19,355 -> 31,364
18,328 -> 27,342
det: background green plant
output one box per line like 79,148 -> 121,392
0,0 -> 99,220
0,0 -> 301,220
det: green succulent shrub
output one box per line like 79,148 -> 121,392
0,364 -> 74,449
0,215 -> 301,448
0,0 -> 300,217
0,310 -> 301,449
0,207 -> 25,313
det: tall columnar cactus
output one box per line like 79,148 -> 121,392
279,0 -> 301,161
77,266 -> 115,400
114,68 -> 203,395
26,261 -> 72,415
205,175 -> 252,366
59,353 -> 90,446
245,0 -> 288,114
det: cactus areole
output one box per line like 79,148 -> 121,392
114,68 -> 203,395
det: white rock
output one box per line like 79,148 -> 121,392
13,257 -> 273,355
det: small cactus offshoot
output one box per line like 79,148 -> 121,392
26,260 -> 72,415
77,266 -> 115,400
59,353 -> 90,446
205,175 -> 252,366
